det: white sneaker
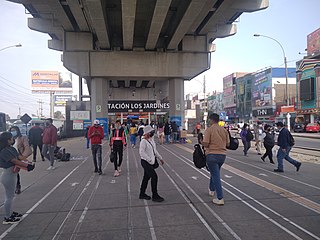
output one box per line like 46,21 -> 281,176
118,167 -> 121,173
47,166 -> 52,170
51,166 -> 56,170
114,170 -> 119,177
209,190 -> 215,197
212,198 -> 224,205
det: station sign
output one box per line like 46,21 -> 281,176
107,100 -> 170,113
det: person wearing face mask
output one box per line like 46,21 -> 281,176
88,119 -> 104,175
139,125 -> 165,202
42,118 -> 58,170
9,126 -> 32,194
0,132 -> 35,224
110,120 -> 127,177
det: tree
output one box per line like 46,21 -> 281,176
54,111 -> 64,119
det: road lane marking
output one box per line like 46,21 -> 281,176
258,173 -> 268,176
177,144 -> 320,214
0,158 -> 88,240
224,174 -> 232,178
168,145 -> 320,240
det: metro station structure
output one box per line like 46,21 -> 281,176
9,0 -> 268,127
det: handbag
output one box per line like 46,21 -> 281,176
227,130 -> 239,150
146,140 -> 159,169
109,151 -> 116,163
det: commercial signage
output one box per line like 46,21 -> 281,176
70,111 -> 90,120
253,108 -> 274,117
108,101 -> 170,113
252,68 -> 272,109
223,74 -> 236,109
54,95 -> 73,106
31,70 -> 73,94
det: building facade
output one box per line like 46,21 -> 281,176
236,73 -> 253,123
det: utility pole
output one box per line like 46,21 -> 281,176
203,75 -> 207,129
37,99 -> 44,118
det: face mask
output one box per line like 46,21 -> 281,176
11,131 -> 17,137
94,124 -> 99,128
149,131 -> 155,137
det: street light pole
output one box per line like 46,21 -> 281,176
254,34 -> 291,130
0,43 -> 22,52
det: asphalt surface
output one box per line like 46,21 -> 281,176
0,136 -> 319,240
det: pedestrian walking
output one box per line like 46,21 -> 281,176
42,118 -> 58,170
0,132 -> 35,224
240,123 -> 252,156
84,125 -> 90,149
261,124 -> 275,164
110,120 -> 127,177
88,119 -> 104,175
137,122 -> 145,141
28,123 -> 45,161
274,122 -> 301,173
9,126 -> 32,194
254,123 -> 263,155
164,120 -> 171,144
171,121 -> 178,143
129,123 -> 137,148
157,122 -> 164,145
139,125 -> 165,202
201,113 -> 230,205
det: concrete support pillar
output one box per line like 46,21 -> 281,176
90,78 -> 108,121
168,78 -> 185,128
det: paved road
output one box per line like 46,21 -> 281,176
0,137 -> 319,240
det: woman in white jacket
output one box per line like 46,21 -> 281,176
139,125 -> 165,202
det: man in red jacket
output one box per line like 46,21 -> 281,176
88,119 -> 104,175
42,118 -> 58,170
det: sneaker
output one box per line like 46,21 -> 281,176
139,193 -> 151,200
152,195 -> 164,202
296,162 -> 302,172
270,160 -> 275,164
47,166 -> 53,170
15,185 -> 21,194
33,159 -> 36,162
212,198 -> 224,205
208,189 -> 215,197
3,216 -> 20,225
114,170 -> 120,177
98,169 -> 102,175
42,158 -> 45,161
94,168 -> 98,173
12,212 -> 22,218
118,167 -> 121,173
261,157 -> 265,162
274,169 -> 284,173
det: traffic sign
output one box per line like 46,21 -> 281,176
20,113 -> 32,124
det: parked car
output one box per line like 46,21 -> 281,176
305,123 -> 320,133
293,123 -> 305,133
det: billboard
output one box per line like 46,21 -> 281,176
307,28 -> 320,56
54,95 -> 73,106
252,68 -> 272,110
31,71 -> 73,94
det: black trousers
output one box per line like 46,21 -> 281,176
113,146 -> 123,170
91,144 -> 102,170
140,159 -> 158,196
263,144 -> 274,161
32,143 -> 44,161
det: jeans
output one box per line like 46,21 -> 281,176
91,144 -> 102,171
276,146 -> 300,171
86,138 -> 90,149
42,144 -> 55,166
140,159 -> 158,196
242,140 -> 251,155
206,154 -> 226,200
165,134 -> 170,144
173,132 -> 178,143
130,134 -> 137,146
1,167 -> 17,218
32,143 -> 44,161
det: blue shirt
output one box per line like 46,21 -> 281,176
0,146 -> 18,169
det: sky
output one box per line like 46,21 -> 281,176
0,0 -> 319,119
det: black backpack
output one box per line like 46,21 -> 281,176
227,131 -> 239,150
289,132 -> 295,146
246,130 -> 254,141
193,144 -> 206,169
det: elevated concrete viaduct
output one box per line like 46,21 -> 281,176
9,0 -> 268,125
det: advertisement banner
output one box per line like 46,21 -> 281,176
252,68 -> 272,110
70,111 -> 90,120
31,70 -> 73,94
54,95 -> 73,106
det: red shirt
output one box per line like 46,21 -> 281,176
88,126 -> 104,144
42,124 -> 58,145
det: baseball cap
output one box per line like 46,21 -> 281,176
143,125 -> 154,135
93,119 -> 100,125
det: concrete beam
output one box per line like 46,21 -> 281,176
65,32 -> 93,51
145,0 -> 172,50
167,0 -> 211,50
28,18 -> 63,38
48,39 -> 63,51
207,24 -> 237,40
83,0 -> 110,49
232,0 -> 269,13
47,0 -> 74,31
122,0 -> 137,50
66,0 -> 90,31
147,80 -> 155,88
